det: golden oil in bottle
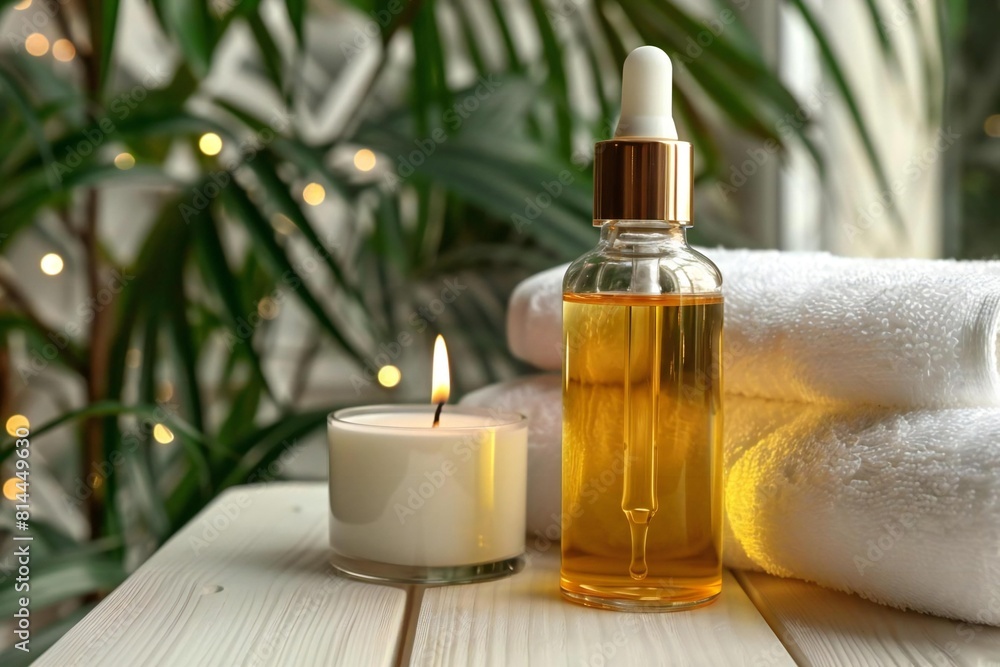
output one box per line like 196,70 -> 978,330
560,292 -> 723,610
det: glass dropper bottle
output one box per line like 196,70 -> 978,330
560,46 -> 725,611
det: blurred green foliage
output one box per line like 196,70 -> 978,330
948,0 -> 1000,258
0,0 -> 946,659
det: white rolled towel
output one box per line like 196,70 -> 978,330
507,249 -> 1000,407
462,375 -> 1000,625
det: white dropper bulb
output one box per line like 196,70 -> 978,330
614,46 -> 677,140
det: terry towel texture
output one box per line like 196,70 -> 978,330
462,375 -> 1000,625
508,249 -> 1000,407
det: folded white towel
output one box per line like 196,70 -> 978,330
508,249 -> 1000,407
462,375 -> 1000,625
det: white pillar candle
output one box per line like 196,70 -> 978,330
328,405 -> 527,579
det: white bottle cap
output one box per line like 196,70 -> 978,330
614,46 -> 678,140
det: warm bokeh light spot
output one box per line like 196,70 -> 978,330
157,382 -> 174,402
114,152 -> 135,170
302,182 -> 325,206
40,253 -> 64,275
25,33 -> 49,57
125,348 -> 142,368
3,478 -> 23,501
257,297 -> 279,320
353,148 -> 377,172
52,39 -> 76,62
5,415 -> 29,437
153,424 -> 174,444
198,132 -> 223,156
378,365 -> 402,388
985,115 -> 1000,138
270,213 -> 296,235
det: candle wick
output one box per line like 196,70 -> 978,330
432,402 -> 444,428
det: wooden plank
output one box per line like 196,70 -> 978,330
35,483 -> 408,667
736,571 -> 1000,667
411,549 -> 795,666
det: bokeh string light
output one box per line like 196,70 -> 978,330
302,183 -> 325,206
377,365 -> 402,388
198,132 -> 223,156
153,424 -> 175,444
40,253 -> 64,276
114,152 -> 136,170
25,33 -> 49,57
353,149 -> 377,172
52,39 -> 76,62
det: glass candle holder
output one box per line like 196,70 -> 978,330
328,405 -> 527,584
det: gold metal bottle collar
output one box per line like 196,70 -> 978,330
593,139 -> 693,225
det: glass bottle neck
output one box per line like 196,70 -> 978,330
598,221 -> 690,255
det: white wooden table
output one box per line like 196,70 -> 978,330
37,483 -> 1000,666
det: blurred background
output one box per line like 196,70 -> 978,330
0,0 -> 995,658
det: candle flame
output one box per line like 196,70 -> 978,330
431,335 -> 450,405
